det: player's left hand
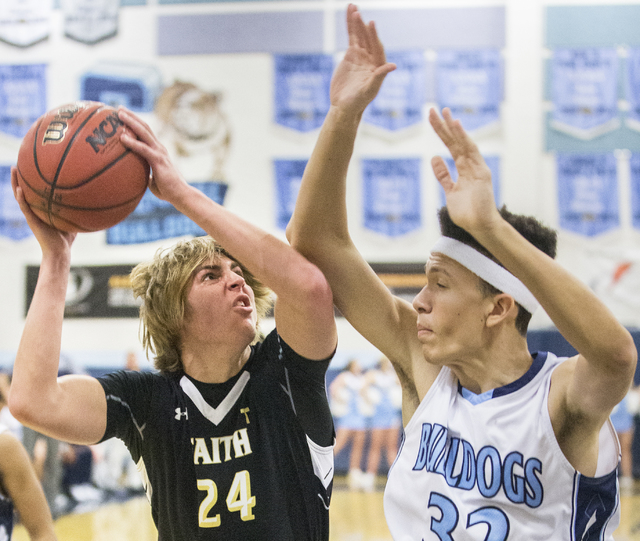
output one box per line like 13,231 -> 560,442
429,107 -> 501,235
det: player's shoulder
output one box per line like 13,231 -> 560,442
99,368 -> 170,394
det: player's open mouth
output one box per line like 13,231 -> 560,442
233,296 -> 251,309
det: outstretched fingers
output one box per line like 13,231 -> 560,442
347,4 -> 371,51
429,107 -> 483,164
347,5 -> 388,64
431,156 -> 455,193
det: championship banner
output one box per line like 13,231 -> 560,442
556,153 -> 619,237
61,0 -> 119,45
551,48 -> 619,140
625,49 -> 640,133
441,156 -> 501,207
106,182 -> 228,245
0,64 -> 47,139
0,0 -> 51,47
26,264 -> 140,318
363,51 -> 426,132
274,159 -> 307,230
0,165 -> 32,241
274,54 -> 333,132
80,62 -> 162,113
436,49 -> 502,132
362,158 -> 421,237
630,153 -> 640,230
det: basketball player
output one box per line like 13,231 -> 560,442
9,107 -> 337,538
286,4 -> 637,539
0,422 -> 57,540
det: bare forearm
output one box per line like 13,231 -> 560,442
10,254 -> 68,421
474,220 -> 636,371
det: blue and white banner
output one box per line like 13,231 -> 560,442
556,153 -> 619,237
436,49 -> 502,132
274,159 -> 307,230
274,54 -> 332,132
440,156 -> 501,208
362,158 -> 421,237
0,165 -> 32,241
625,49 -> 640,133
106,182 -> 228,245
80,62 -> 162,113
630,154 -> 640,230
62,0 -> 119,45
364,51 -> 426,132
0,0 -> 51,47
551,48 -> 619,140
0,64 -> 47,139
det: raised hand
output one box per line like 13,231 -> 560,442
330,4 -> 396,114
429,107 -> 500,235
11,167 -> 76,255
117,107 -> 188,203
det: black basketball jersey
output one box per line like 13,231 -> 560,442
98,330 -> 334,541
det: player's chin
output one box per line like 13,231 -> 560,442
239,321 -> 259,342
420,343 -> 442,364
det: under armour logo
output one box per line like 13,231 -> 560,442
175,407 -> 188,420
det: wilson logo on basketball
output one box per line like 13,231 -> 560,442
42,103 -> 85,145
85,112 -> 124,154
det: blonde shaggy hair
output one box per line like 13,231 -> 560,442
130,236 -> 273,373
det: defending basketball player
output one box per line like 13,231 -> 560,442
286,4 -> 637,539
9,104 -> 338,538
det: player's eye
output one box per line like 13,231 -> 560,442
202,270 -> 220,281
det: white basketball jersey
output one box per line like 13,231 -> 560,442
384,352 -> 620,541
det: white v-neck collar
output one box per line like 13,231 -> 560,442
180,371 -> 251,426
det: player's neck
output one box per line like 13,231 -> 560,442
181,341 -> 252,384
450,333 -> 532,395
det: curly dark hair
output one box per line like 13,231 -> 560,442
437,206 -> 557,335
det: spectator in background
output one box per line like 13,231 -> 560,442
611,384 -> 639,491
361,357 -> 402,492
124,350 -> 140,372
329,358 -> 370,490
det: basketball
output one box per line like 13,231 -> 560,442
16,101 -> 150,233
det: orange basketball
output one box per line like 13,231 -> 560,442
16,101 -> 149,233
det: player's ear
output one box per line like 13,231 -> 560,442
485,293 -> 517,329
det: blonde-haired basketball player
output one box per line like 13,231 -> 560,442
10,104 -> 337,539
287,4 -> 637,539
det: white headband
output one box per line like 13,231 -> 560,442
431,237 -> 539,314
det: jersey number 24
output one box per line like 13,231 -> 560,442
197,470 -> 256,528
